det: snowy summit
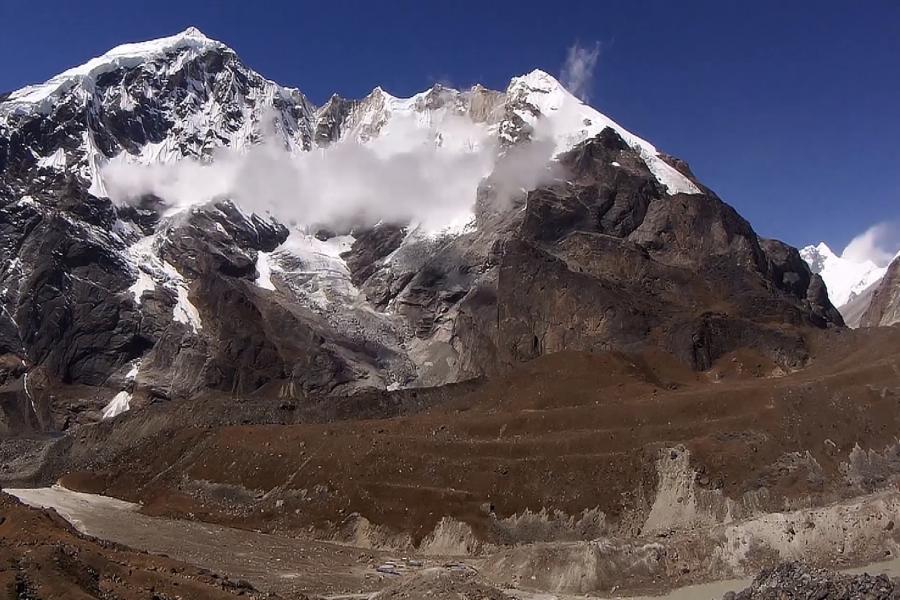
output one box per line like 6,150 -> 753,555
2,27 -> 224,114
801,242 -> 888,307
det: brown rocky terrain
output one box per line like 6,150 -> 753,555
1,323 -> 897,595
60,325 -> 897,541
0,491 -> 287,599
728,562 -> 900,599
862,256 -> 900,328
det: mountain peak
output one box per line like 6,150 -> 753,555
816,241 -> 833,254
2,28 -> 226,114
803,242 -> 836,260
180,26 -> 210,39
93,26 -> 224,59
801,241 -> 887,307
369,85 -> 399,101
507,69 -> 565,96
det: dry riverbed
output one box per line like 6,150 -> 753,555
9,486 -> 900,600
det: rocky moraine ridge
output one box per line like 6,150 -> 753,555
0,27 -> 843,435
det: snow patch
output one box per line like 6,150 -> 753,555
23,372 -> 36,417
126,233 -> 202,332
128,269 -> 156,304
37,147 -> 67,169
102,391 -> 132,419
272,230 -> 358,310
162,260 -> 203,332
125,362 -> 140,380
255,252 -> 276,290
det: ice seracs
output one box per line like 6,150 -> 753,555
269,230 -> 358,310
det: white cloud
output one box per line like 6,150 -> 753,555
102,114 -> 559,233
841,221 -> 900,267
560,42 -> 601,103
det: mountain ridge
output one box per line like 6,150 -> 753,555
0,27 -> 842,434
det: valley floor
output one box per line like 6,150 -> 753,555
5,326 -> 900,597
9,485 -> 900,600
6,485 -> 389,598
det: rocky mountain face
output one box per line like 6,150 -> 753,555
0,28 -> 842,434
860,255 -> 900,327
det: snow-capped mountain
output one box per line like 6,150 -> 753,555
0,27 -> 315,197
0,28 -> 842,434
1,27 -> 700,214
800,242 -> 888,308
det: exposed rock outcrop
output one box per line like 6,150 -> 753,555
861,255 -> 900,327
729,562 -> 899,600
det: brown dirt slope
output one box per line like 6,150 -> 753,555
54,325 -> 900,548
0,492 -> 285,600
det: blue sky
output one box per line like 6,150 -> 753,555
2,0 -> 898,255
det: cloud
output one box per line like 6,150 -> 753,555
841,221 -> 900,267
102,111 -> 559,233
560,42 -> 601,103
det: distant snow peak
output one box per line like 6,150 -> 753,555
802,242 -> 835,274
802,221 -> 900,310
801,242 -> 887,307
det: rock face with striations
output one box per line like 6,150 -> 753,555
0,28 -> 842,432
860,255 -> 900,327
432,129 -> 841,379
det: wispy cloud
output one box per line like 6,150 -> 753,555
102,114 -> 559,232
841,221 -> 900,267
560,41 -> 601,103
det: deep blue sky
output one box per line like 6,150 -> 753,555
2,0 -> 898,253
